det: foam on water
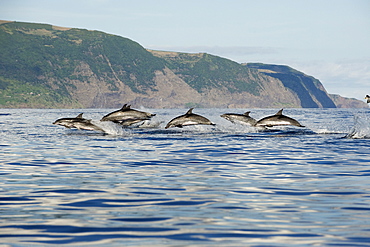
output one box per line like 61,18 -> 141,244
313,128 -> 346,135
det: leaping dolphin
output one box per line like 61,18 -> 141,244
220,111 -> 257,126
101,104 -> 156,126
254,109 -> 305,128
165,108 -> 216,129
53,113 -> 104,132
365,95 -> 370,103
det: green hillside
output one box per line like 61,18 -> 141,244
155,51 -> 261,95
0,21 -> 165,107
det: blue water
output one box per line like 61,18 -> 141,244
1,108 -> 370,246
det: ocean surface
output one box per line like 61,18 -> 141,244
1,108 -> 370,247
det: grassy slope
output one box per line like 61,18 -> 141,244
150,50 -> 261,95
0,21 -> 165,108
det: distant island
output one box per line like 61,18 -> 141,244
0,20 -> 367,109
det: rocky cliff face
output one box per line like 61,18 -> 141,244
329,94 -> 368,108
0,20 -> 365,108
245,63 -> 337,108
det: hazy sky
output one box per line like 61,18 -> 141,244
1,0 -> 369,100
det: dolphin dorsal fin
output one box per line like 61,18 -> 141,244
186,108 -> 194,115
76,113 -> 84,118
120,104 -> 131,111
275,109 -> 284,115
243,111 -> 251,116
121,104 -> 132,110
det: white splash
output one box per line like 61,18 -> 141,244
92,120 -> 127,136
345,113 -> 370,139
136,119 -> 164,128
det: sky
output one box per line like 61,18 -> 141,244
1,0 -> 369,100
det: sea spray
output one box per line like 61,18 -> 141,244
345,113 -> 370,139
92,120 -> 127,136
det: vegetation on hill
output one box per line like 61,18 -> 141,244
157,52 -> 261,95
0,21 -> 165,107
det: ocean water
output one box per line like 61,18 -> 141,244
1,108 -> 370,247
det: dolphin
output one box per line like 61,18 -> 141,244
165,108 -> 215,129
220,111 -> 257,126
100,104 -> 156,126
254,109 -> 305,128
365,95 -> 370,103
118,118 -> 148,127
53,113 -> 104,132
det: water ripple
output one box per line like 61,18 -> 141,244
1,108 -> 370,246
